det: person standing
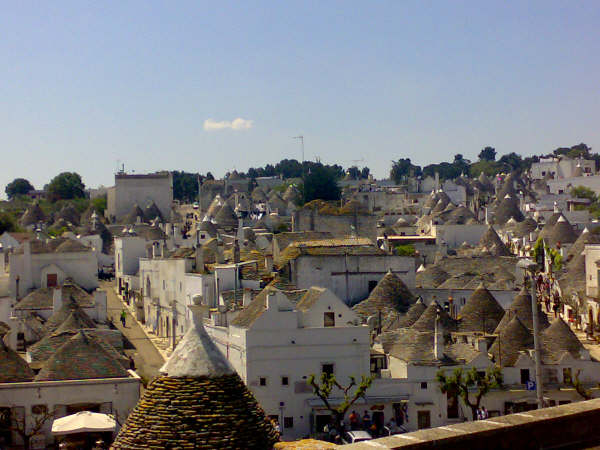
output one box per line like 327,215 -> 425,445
349,410 -> 359,430
120,309 -> 127,327
362,411 -> 371,430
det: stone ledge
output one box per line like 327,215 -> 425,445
341,398 -> 600,449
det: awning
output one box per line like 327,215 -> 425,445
52,411 -> 116,435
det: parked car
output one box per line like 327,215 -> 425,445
383,425 -> 408,436
342,430 -> 372,444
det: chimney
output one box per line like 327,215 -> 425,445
165,223 -> 173,235
242,288 -> 252,307
195,246 -> 204,272
53,287 -> 63,312
434,307 -> 444,360
264,255 -> 273,272
189,295 -> 209,327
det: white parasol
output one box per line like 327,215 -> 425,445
51,411 -> 116,435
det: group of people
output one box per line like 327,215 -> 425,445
321,410 -> 404,442
476,406 -> 489,420
536,273 -> 561,318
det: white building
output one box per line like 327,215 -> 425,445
8,239 -> 98,301
278,239 -> 415,305
106,172 -> 173,223
530,156 -> 595,180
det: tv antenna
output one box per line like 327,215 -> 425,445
292,136 -> 304,162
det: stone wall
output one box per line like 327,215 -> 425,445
341,398 -> 600,449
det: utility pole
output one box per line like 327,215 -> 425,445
518,259 -> 544,409
292,136 -> 304,162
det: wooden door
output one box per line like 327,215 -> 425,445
417,410 -> 431,429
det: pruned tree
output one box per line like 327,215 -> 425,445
436,366 -> 503,420
308,373 -> 373,432
0,406 -> 56,449
564,369 -> 593,400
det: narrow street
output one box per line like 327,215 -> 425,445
101,281 -> 165,384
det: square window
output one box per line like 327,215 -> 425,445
420,382 -> 428,389
284,417 -> 294,429
322,364 -> 334,376
520,369 -> 530,385
282,376 -> 289,386
259,377 -> 267,386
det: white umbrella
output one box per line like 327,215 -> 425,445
51,411 -> 116,435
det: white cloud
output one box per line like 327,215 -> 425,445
203,117 -> 253,131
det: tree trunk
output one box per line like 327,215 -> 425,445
470,406 -> 478,421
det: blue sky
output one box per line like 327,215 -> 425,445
1,1 -> 599,193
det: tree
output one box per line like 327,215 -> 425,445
563,369 -> 593,400
571,186 -> 597,202
0,406 -> 56,449
47,172 -> 85,201
498,152 -> 525,172
478,147 -> 497,162
301,165 -> 341,203
205,172 -> 215,181
390,158 -> 421,184
172,171 -> 200,202
360,167 -> 370,179
436,366 -> 503,420
347,166 -> 361,180
0,213 -> 18,234
91,195 -> 107,215
308,373 -> 373,432
5,178 -> 34,199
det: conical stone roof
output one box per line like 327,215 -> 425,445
143,201 -> 163,222
541,318 -> 584,364
110,303 -> 279,449
493,195 -> 524,225
566,228 -> 600,265
20,202 -> 46,226
206,196 -> 224,218
35,331 -> 129,381
0,328 -> 34,382
56,204 -> 80,226
352,271 -> 415,320
458,283 -> 505,333
412,301 -> 456,332
122,205 -> 145,224
387,298 -> 427,330
489,316 -> 534,367
478,226 -> 511,256
416,265 -> 449,288
214,203 -> 238,228
198,219 -> 218,237
545,216 -> 577,247
494,287 -> 550,334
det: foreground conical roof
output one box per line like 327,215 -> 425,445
111,306 -> 279,449
352,271 -> 415,320
489,316 -> 534,367
458,283 -> 505,333
494,287 -> 550,334
566,227 -> 600,265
